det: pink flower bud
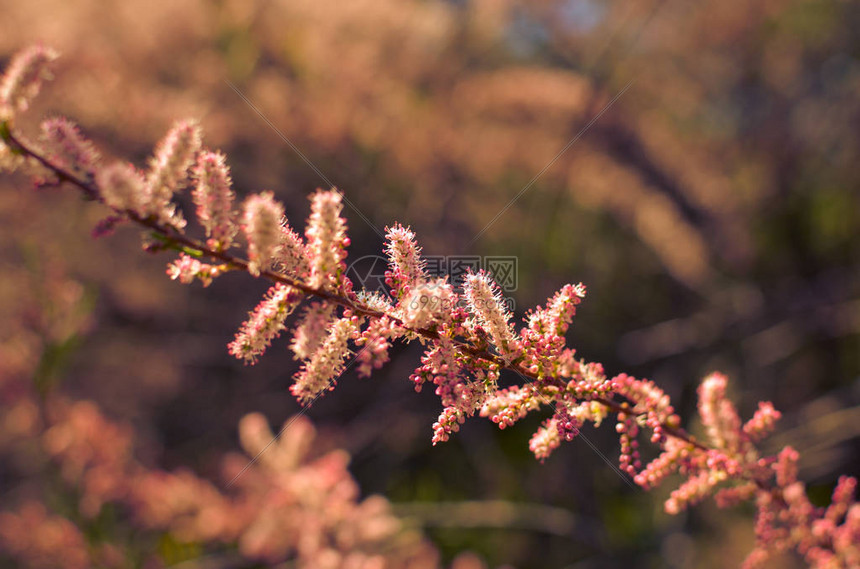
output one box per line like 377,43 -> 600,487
432,406 -> 466,445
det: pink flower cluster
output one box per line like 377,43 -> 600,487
0,503 -> 93,569
2,396 -> 438,569
1,45 -> 857,568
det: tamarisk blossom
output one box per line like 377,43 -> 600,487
626,376 -> 754,513
698,372 -> 742,451
143,119 -> 202,228
528,401 -> 606,462
410,338 -> 463,400
15,397 -> 439,567
525,283 -> 586,339
481,384 -> 542,430
0,46 -> 57,172
0,45 -> 57,117
401,279 -> 455,330
242,191 -> 283,276
39,118 -> 100,177
166,253 -> 223,287
228,283 -> 302,363
276,219 -> 309,279
664,457 -> 732,515
290,301 -> 336,360
743,401 -> 782,442
463,271 -> 521,362
385,224 -> 455,334
4,46 -> 859,567
384,224 -> 426,299
354,317 -> 392,378
192,151 -> 237,251
0,503 -> 91,569
305,189 -> 349,291
520,283 -> 585,377
410,337 -> 497,444
522,284 -> 584,356
95,162 -> 146,214
616,412 -> 642,475
291,317 -> 357,404
353,292 -> 397,377
530,418 -> 563,461
428,350 -> 498,445
611,373 -> 677,442
743,448 -> 859,568
634,437 -> 690,490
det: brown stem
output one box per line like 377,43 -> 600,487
4,127 -> 721,464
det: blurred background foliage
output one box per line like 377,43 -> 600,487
0,0 -> 858,567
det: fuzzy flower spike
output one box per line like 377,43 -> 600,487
305,189 -> 349,291
290,317 -> 357,404
192,150 -> 237,251
2,46 -> 858,569
38,117 -> 100,178
463,271 -> 521,362
0,44 -> 58,117
242,191 -> 284,277
228,283 -> 303,363
384,223 -> 426,299
143,119 -> 202,228
96,162 -> 147,214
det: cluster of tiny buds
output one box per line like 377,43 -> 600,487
1,45 -> 858,568
616,412 -> 641,476
555,413 -> 581,442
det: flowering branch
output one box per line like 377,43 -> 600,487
1,46 -> 856,568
